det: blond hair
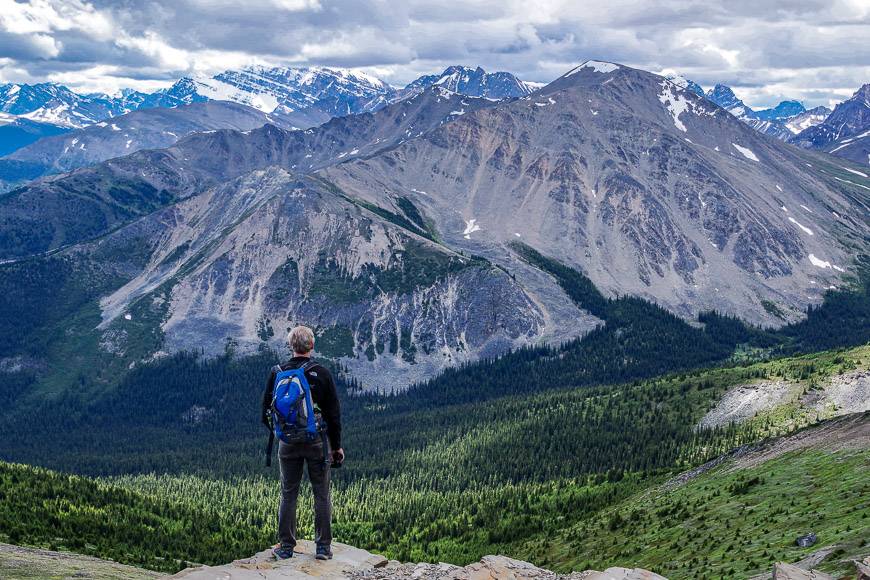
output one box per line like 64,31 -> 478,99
287,325 -> 315,354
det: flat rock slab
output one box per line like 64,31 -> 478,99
168,541 -> 388,580
169,544 -> 668,580
572,568 -> 668,580
349,556 -> 667,580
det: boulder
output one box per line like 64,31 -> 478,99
795,533 -> 817,548
856,558 -> 870,580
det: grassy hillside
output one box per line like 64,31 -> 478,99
0,461 -> 270,573
0,346 -> 866,574
519,414 -> 870,580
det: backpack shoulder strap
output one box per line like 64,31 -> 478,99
265,364 -> 282,468
297,359 -> 318,438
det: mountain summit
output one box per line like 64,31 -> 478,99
325,60 -> 869,325
402,65 -> 540,100
790,83 -> 870,165
705,84 -> 753,118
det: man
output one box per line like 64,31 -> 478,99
262,325 -> 344,561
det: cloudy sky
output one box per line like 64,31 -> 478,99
1,0 -> 868,108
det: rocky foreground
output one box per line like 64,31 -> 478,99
2,539 -> 867,579
167,541 -> 666,579
166,541 -> 870,580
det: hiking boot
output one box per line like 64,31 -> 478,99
315,545 -> 333,560
272,545 -> 294,560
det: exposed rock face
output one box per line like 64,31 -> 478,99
167,541 -> 667,580
90,167 -> 571,390
698,381 -> 798,429
352,558 -> 668,579
325,61 -> 870,326
697,369 -> 870,431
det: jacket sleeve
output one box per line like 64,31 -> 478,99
317,367 -> 342,450
261,367 -> 277,427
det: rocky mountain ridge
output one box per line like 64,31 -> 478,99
790,84 -> 870,166
324,60 -> 870,325
704,84 -> 827,141
0,60 -> 868,389
0,66 -> 536,143
0,101 -> 291,192
0,83 -> 591,389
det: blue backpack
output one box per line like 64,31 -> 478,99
270,360 -> 319,445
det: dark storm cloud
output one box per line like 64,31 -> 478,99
0,0 -> 867,107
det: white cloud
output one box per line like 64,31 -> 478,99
0,0 -> 866,107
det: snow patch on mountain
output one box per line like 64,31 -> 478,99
809,254 -> 844,272
842,166 -> 868,178
787,217 -> 814,236
191,75 -> 280,112
462,218 -> 481,238
785,106 -> 831,134
566,61 -> 619,77
732,143 -> 759,161
658,81 -> 709,132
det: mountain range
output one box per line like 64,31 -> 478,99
1,60 -> 867,391
0,65 -> 536,133
0,66 -> 540,192
5,66 -> 868,172
789,84 -> 870,166
0,101 -> 293,191
704,83 -> 833,141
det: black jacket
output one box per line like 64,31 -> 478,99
261,357 -> 342,450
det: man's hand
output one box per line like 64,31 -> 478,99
332,448 -> 345,464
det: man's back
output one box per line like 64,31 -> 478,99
262,356 -> 342,452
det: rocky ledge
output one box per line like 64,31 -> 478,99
167,541 -> 666,580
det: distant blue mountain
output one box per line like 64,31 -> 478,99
754,100 -> 806,121
0,117 -> 70,156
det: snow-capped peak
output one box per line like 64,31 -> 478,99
565,60 -> 620,77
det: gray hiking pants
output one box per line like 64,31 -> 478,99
277,439 -> 332,550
